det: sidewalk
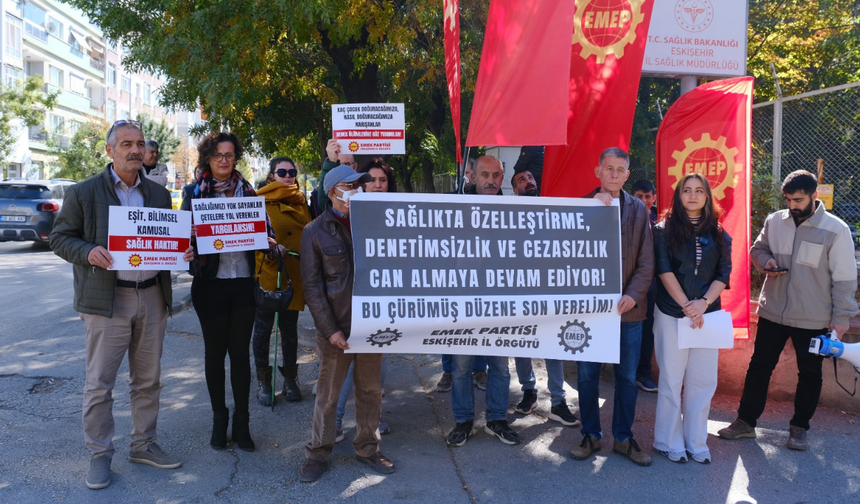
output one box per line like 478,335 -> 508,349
7,274 -> 841,503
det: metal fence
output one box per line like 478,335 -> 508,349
752,81 -> 860,227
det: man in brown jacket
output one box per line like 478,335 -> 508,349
569,147 -> 655,466
299,165 -> 395,482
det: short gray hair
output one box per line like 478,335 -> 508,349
145,139 -> 160,152
598,147 -> 629,167
106,121 -> 143,147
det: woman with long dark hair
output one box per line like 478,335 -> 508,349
652,173 -> 732,464
184,131 -> 276,452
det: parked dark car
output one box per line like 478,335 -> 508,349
0,179 -> 76,244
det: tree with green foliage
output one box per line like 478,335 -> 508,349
48,119 -> 110,181
62,0 -> 488,192
137,113 -> 180,160
0,76 -> 58,173
747,0 -> 860,101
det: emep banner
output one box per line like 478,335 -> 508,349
642,0 -> 748,77
346,193 -> 623,363
332,103 -> 405,155
191,197 -> 267,254
107,206 -> 191,270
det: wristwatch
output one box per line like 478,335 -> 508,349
702,297 -> 712,306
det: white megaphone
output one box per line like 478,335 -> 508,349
809,331 -> 860,373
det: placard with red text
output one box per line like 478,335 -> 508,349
332,103 -> 405,155
107,206 -> 191,270
191,197 -> 267,254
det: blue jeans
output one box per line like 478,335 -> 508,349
442,354 -> 487,373
577,321 -> 642,441
451,354 -> 510,423
514,357 -> 566,406
336,357 -> 389,425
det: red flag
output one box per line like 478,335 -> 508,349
542,0 -> 655,197
466,0 -> 575,147
443,0 -> 462,163
655,77 -> 754,338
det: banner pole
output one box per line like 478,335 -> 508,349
457,147 -> 471,194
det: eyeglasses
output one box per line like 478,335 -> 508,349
211,152 -> 236,162
105,119 -> 142,141
343,161 -> 358,168
276,168 -> 298,178
336,182 -> 360,191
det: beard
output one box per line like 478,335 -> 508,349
521,184 -> 537,196
790,200 -> 814,219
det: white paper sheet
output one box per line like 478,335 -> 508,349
677,309 -> 734,349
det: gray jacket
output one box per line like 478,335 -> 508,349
144,162 -> 169,187
50,164 -> 173,317
752,201 -> 859,329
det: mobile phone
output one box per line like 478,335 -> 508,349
764,266 -> 788,272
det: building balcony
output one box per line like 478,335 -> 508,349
24,21 -> 48,43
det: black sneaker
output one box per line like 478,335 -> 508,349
446,421 -> 474,447
548,403 -> 581,427
515,389 -> 538,415
484,420 -> 520,445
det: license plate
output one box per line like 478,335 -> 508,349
0,215 -> 27,222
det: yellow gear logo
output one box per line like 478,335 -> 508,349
667,133 -> 740,200
572,0 -> 646,64
128,254 -> 142,267
348,141 -> 360,152
214,239 -> 224,250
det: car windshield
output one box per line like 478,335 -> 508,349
0,185 -> 52,199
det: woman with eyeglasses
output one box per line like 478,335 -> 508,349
183,131 -> 277,452
252,157 -> 311,406
652,173 -> 732,465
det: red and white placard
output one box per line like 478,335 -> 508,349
191,196 -> 268,254
108,206 -> 191,270
332,103 -> 405,155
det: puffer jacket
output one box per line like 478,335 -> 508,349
255,181 -> 311,311
301,208 -> 354,340
50,164 -> 173,317
584,187 -> 654,322
653,222 -> 732,318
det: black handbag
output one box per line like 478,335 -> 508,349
254,251 -> 293,312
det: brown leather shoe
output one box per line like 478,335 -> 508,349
570,435 -> 600,460
355,451 -> 396,474
299,458 -> 326,482
613,438 -> 652,466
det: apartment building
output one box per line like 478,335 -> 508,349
1,0 -> 193,182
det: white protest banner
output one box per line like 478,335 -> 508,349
642,0 -> 748,78
107,206 -> 191,270
191,196 -> 267,254
331,103 -> 405,155
346,193 -> 623,363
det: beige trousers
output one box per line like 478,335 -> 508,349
80,285 -> 167,455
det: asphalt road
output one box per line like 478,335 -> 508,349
1,241 -> 859,504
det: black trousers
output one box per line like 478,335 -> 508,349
252,308 -> 299,372
191,276 -> 256,414
737,317 -> 827,430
